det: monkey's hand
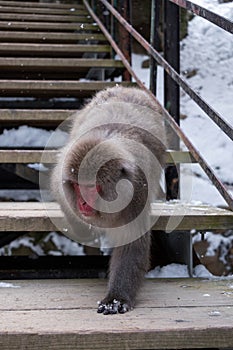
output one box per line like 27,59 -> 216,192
97,299 -> 130,315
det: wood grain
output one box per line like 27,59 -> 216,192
0,279 -> 232,349
0,43 -> 111,55
0,1 -> 85,9
0,6 -> 87,15
0,14 -> 91,23
0,109 -> 74,122
0,58 -> 124,69
0,22 -> 101,31
0,202 -> 232,232
0,150 -> 195,164
0,80 -> 134,97
0,32 -> 105,42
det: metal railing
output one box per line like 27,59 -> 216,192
84,0 -> 233,210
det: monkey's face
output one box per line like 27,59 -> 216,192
73,182 -> 101,217
62,157 -> 147,229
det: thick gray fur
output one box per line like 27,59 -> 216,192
51,86 -> 167,314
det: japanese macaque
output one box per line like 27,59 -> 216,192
51,86 -> 167,314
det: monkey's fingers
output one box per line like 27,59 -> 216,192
97,299 -> 130,315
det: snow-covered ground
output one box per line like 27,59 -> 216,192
0,0 -> 232,277
180,0 -> 233,207
146,263 -> 214,278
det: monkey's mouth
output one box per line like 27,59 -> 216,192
73,183 -> 99,217
78,199 -> 97,217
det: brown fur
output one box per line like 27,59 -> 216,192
51,86 -> 167,314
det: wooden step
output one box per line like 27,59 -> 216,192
0,109 -> 75,127
0,1 -> 85,10
0,13 -> 92,23
0,43 -> 110,57
0,80 -> 134,98
0,201 -> 232,232
0,278 -> 232,349
0,150 -> 195,165
0,58 -> 123,80
0,22 -> 100,32
0,58 -> 122,80
0,32 -> 106,43
0,6 -> 87,15
0,58 -> 124,71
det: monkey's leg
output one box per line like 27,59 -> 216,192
97,232 -> 151,315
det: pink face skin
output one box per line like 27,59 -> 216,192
73,183 -> 101,217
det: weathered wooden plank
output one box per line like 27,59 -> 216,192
151,202 -> 233,231
0,1 -> 85,10
0,6 -> 87,15
0,201 -> 232,232
0,13 -> 92,23
0,202 -> 57,210
0,202 -> 57,232
0,43 -> 110,56
0,279 -> 232,349
0,109 -> 74,121
0,58 -> 124,70
0,150 -> 57,163
0,32 -> 105,43
0,22 -> 100,31
1,278 -> 233,310
0,148 -> 195,164
0,109 -> 74,126
0,80 -> 134,97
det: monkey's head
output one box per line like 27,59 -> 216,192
61,137 -> 148,230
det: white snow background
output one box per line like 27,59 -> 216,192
0,0 -> 232,278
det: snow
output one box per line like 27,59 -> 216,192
0,125 -> 67,148
0,0 -> 232,277
0,282 -> 20,288
146,263 -> 190,278
180,0 -> 233,189
44,232 -> 85,256
146,263 -> 214,278
132,0 -> 233,207
0,232 -> 84,257
193,231 -> 233,266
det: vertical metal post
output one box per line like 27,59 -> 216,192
164,0 -> 180,125
163,1 -> 193,276
117,0 -> 132,81
150,0 -> 162,95
110,0 -> 116,59
164,0 -> 180,200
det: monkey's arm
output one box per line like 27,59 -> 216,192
97,232 -> 151,315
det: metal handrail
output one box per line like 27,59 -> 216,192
83,0 -> 233,211
170,0 -> 233,34
98,0 -> 233,142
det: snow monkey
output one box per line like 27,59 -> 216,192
51,86 -> 167,314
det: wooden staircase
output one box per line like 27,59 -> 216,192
0,0 -> 132,188
0,1 -> 233,349
0,0 -> 133,239
0,0 -> 132,126
0,0 -> 232,252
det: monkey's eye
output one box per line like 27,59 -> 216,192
120,167 -> 127,175
75,183 -> 101,194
